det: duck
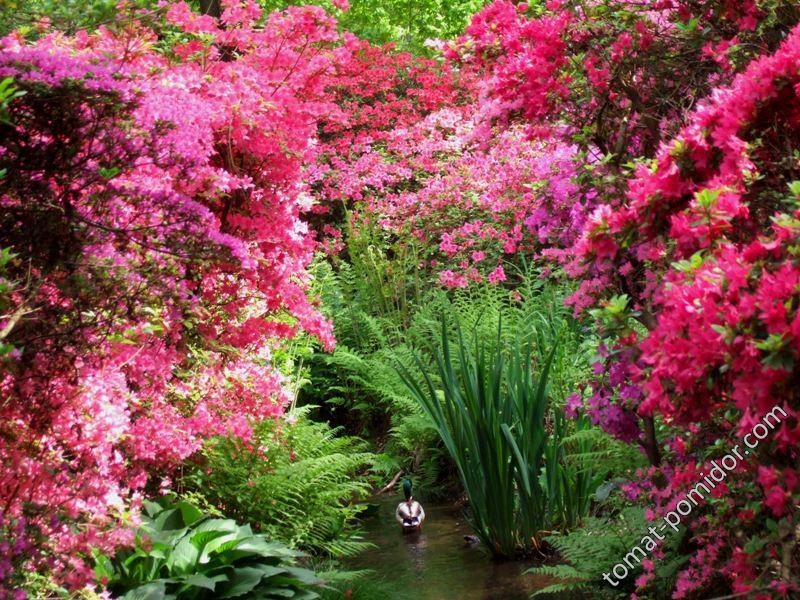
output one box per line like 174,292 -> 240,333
463,534 -> 480,546
395,479 -> 425,533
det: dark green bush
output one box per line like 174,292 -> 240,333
96,498 -> 323,599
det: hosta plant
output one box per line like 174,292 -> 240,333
95,498 -> 323,599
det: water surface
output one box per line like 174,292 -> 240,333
352,495 -> 555,600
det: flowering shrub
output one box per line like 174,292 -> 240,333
452,0 -> 798,157
452,0 -> 800,595
575,27 -> 800,595
313,42 -> 591,286
0,2 -> 338,589
368,127 -> 589,286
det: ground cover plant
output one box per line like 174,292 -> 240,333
96,497 -> 324,599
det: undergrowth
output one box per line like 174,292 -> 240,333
181,407 -> 377,559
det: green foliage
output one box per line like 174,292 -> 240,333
319,576 -> 407,600
318,341 -> 440,464
97,498 -> 323,600
0,246 -> 20,357
312,565 -> 405,600
257,0 -> 488,54
342,215 -> 419,328
306,252 -> 608,509
396,288 -> 606,557
558,424 -> 647,486
0,0 -> 159,37
0,78 -> 25,126
398,317 -> 551,556
0,0 -> 486,53
528,506 -> 687,599
545,413 -> 610,530
304,256 -> 449,496
181,409 -> 376,558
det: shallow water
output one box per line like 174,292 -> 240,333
351,495 -> 555,600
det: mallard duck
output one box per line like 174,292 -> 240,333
395,479 -> 425,533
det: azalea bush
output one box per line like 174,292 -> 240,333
571,27 -> 800,596
311,26 -> 593,288
449,0 -> 800,595
0,2 -> 338,589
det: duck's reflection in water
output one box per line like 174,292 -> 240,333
402,529 -> 427,577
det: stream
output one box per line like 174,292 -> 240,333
351,495 -> 557,600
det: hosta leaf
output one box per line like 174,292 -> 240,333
123,581 -> 167,600
262,588 -> 294,598
190,529 -> 231,553
200,536 -> 242,563
282,566 -> 322,585
166,535 -> 200,574
104,500 -> 321,600
215,566 -> 265,598
152,508 -> 186,532
175,501 -> 204,526
233,538 -> 302,558
282,590 -> 319,600
289,591 -> 320,600
252,565 -> 287,579
181,573 -> 218,590
142,500 -> 164,519
191,518 -> 239,534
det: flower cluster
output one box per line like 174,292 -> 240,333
312,39 -> 591,285
457,0 -> 800,594
0,1 -> 339,587
570,18 -> 800,597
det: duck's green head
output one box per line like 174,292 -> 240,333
402,479 -> 413,501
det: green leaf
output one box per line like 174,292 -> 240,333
93,552 -> 116,580
123,582 -> 167,600
262,588 -> 295,598
215,566 -> 266,598
250,565 -> 288,580
190,529 -> 230,553
181,573 -> 218,591
281,566 -> 322,586
199,535 -> 241,563
174,501 -> 204,526
166,535 -> 200,574
98,166 -> 121,179
695,188 -> 721,209
151,507 -> 185,532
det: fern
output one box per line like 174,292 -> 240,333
560,426 -> 647,478
306,256 -> 612,505
181,408 -> 377,558
529,507 -> 686,598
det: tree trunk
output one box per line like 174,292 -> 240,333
642,415 -> 661,466
199,0 -> 221,18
